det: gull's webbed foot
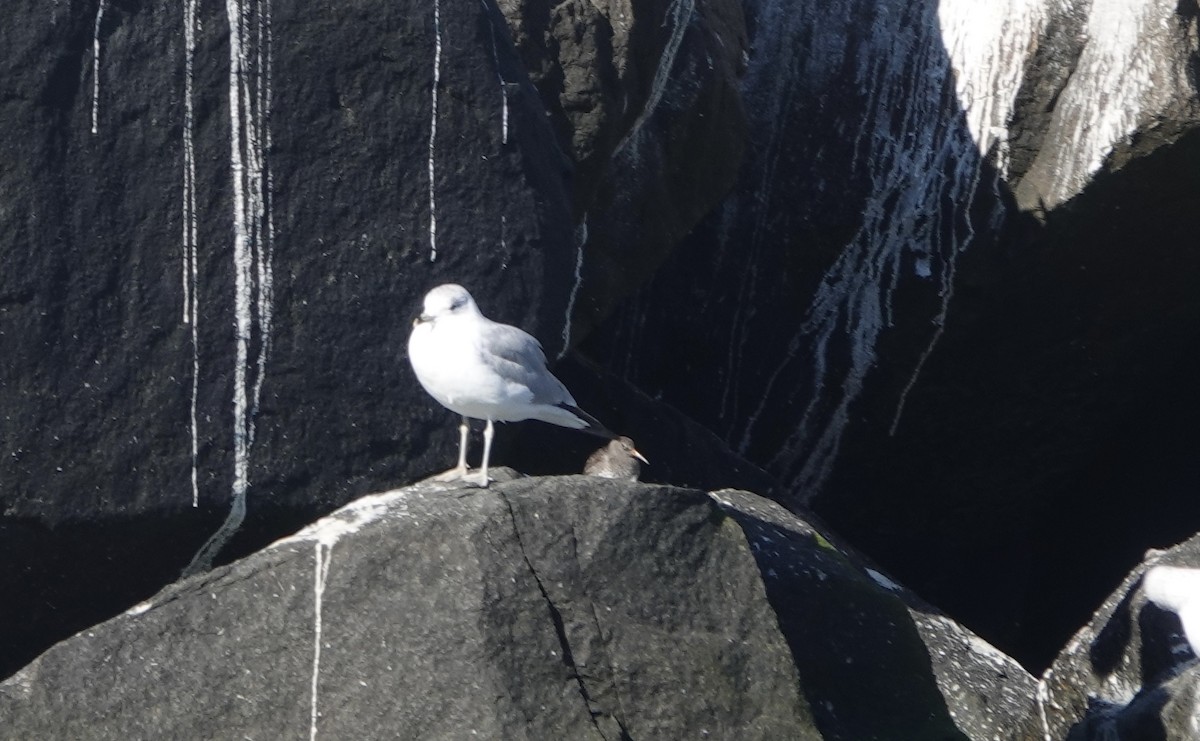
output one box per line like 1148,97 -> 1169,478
461,470 -> 491,488
434,464 -> 470,482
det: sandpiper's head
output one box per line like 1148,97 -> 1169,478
612,436 -> 649,465
413,284 -> 478,327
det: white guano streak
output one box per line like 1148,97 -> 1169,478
250,0 -> 275,428
287,492 -> 399,740
428,0 -> 442,261
612,0 -> 694,156
732,0 -> 1009,495
1040,0 -> 1177,206
722,0 -> 829,448
183,0 -> 200,506
310,541 -> 333,741
481,0 -> 509,144
499,214 -> 508,265
186,0 -> 273,573
888,0 -> 1046,436
558,217 -> 587,360
91,0 -> 107,134
1036,672 -> 1053,741
501,84 -> 508,145
937,0 -> 1048,176
229,0 -> 254,542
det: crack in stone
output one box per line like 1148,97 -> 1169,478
585,596 -> 633,741
496,489 -> 613,740
568,522 -> 633,741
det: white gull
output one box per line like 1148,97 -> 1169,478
408,283 -> 611,486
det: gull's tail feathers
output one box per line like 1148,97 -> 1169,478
556,403 -> 615,439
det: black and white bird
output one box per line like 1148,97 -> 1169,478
408,283 -> 611,486
1142,565 -> 1200,655
583,436 -> 648,481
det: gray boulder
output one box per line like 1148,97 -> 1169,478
0,474 -> 1034,739
0,474 -> 815,739
712,489 -> 1035,740
1014,534 -> 1200,740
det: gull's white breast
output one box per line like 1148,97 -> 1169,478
408,315 -> 535,420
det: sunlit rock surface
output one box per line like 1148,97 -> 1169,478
712,488 -> 1035,740
1015,535 -> 1200,740
0,476 -> 1034,739
0,477 -> 816,739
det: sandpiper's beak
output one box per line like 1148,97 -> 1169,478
630,447 -> 649,465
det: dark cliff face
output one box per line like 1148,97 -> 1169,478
1,0 -> 578,522
578,0 -> 1200,671
0,0 -> 574,678
1,0 -> 1199,693
0,0 -> 747,678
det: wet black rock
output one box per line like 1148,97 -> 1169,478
580,0 -> 1200,671
1015,533 -> 1200,740
0,0 -> 744,679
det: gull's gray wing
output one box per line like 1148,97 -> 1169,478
477,319 -> 575,405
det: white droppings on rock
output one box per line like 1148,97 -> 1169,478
1023,0 -> 1186,207
273,488 -> 415,552
865,567 -> 901,592
124,600 -> 153,617
427,0 -> 442,261
735,0 -> 1002,490
612,0 -> 695,156
182,0 -> 200,508
91,0 -> 107,135
1036,673 -> 1053,741
558,217 -> 588,360
480,0 -> 509,145
256,486 -> 419,741
186,0 -> 274,572
937,0 -> 1049,177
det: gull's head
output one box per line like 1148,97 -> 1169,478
413,283 -> 478,327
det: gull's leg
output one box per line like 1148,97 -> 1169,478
466,418 -> 494,487
435,416 -> 472,481
456,416 -> 470,472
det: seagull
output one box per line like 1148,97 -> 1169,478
408,283 -> 612,486
584,436 -> 648,481
1143,565 -> 1200,655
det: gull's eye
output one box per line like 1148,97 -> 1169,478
450,297 -> 466,311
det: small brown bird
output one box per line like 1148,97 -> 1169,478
583,436 -> 649,481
